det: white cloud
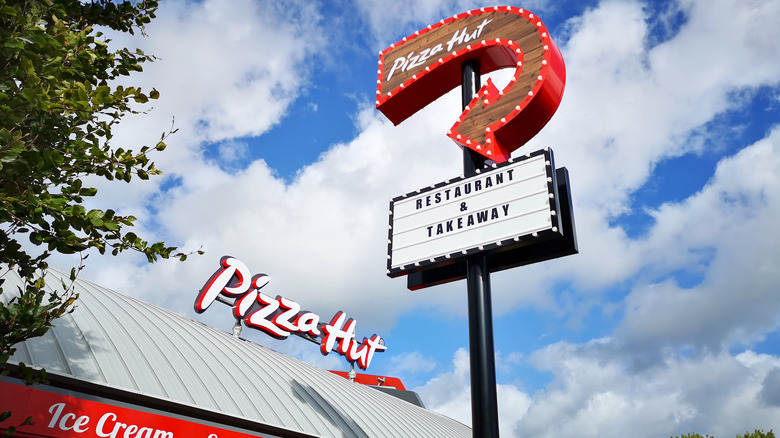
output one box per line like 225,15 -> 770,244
384,351 -> 437,376
62,0 -> 327,229
416,342 -> 780,438
618,126 -> 780,354
75,91 -> 468,332
415,348 -> 473,422
518,341 -> 780,438
211,140 -> 250,168
520,0 -> 780,296
415,348 -> 533,437
131,0 -> 324,143
355,0 -> 553,50
355,0 -> 479,49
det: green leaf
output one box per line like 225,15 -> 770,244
3,38 -> 24,50
20,88 -> 38,103
0,0 -> 199,391
92,85 -> 112,105
0,140 -> 25,163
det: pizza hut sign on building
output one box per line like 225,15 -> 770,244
195,257 -> 386,370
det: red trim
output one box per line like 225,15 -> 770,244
327,371 -> 407,390
0,381 -> 272,438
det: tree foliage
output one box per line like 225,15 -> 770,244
673,434 -> 714,438
0,0 -> 194,388
671,430 -> 775,438
738,431 -> 775,438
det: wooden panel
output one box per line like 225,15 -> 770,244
376,7 -> 566,162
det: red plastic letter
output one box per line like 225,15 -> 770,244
194,257 -> 252,313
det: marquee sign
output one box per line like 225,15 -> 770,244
387,148 -> 562,276
195,257 -> 386,370
376,6 -> 565,163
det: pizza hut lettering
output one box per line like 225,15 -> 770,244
376,6 -> 566,163
195,257 -> 386,370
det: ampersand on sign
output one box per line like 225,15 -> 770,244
376,6 -> 565,163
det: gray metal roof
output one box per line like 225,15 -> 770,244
3,267 -> 470,438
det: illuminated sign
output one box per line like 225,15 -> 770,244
376,6 -> 565,162
387,148 -> 562,276
195,257 -> 386,370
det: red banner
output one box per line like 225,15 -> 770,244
0,381 -> 270,438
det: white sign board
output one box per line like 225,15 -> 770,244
387,148 -> 561,277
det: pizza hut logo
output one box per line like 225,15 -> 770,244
195,257 -> 386,370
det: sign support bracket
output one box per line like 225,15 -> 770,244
462,60 -> 500,438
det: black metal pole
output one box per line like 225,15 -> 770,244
462,60 -> 486,177
461,60 -> 500,438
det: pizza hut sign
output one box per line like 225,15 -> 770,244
195,257 -> 386,370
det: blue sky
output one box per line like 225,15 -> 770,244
45,0 -> 780,436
